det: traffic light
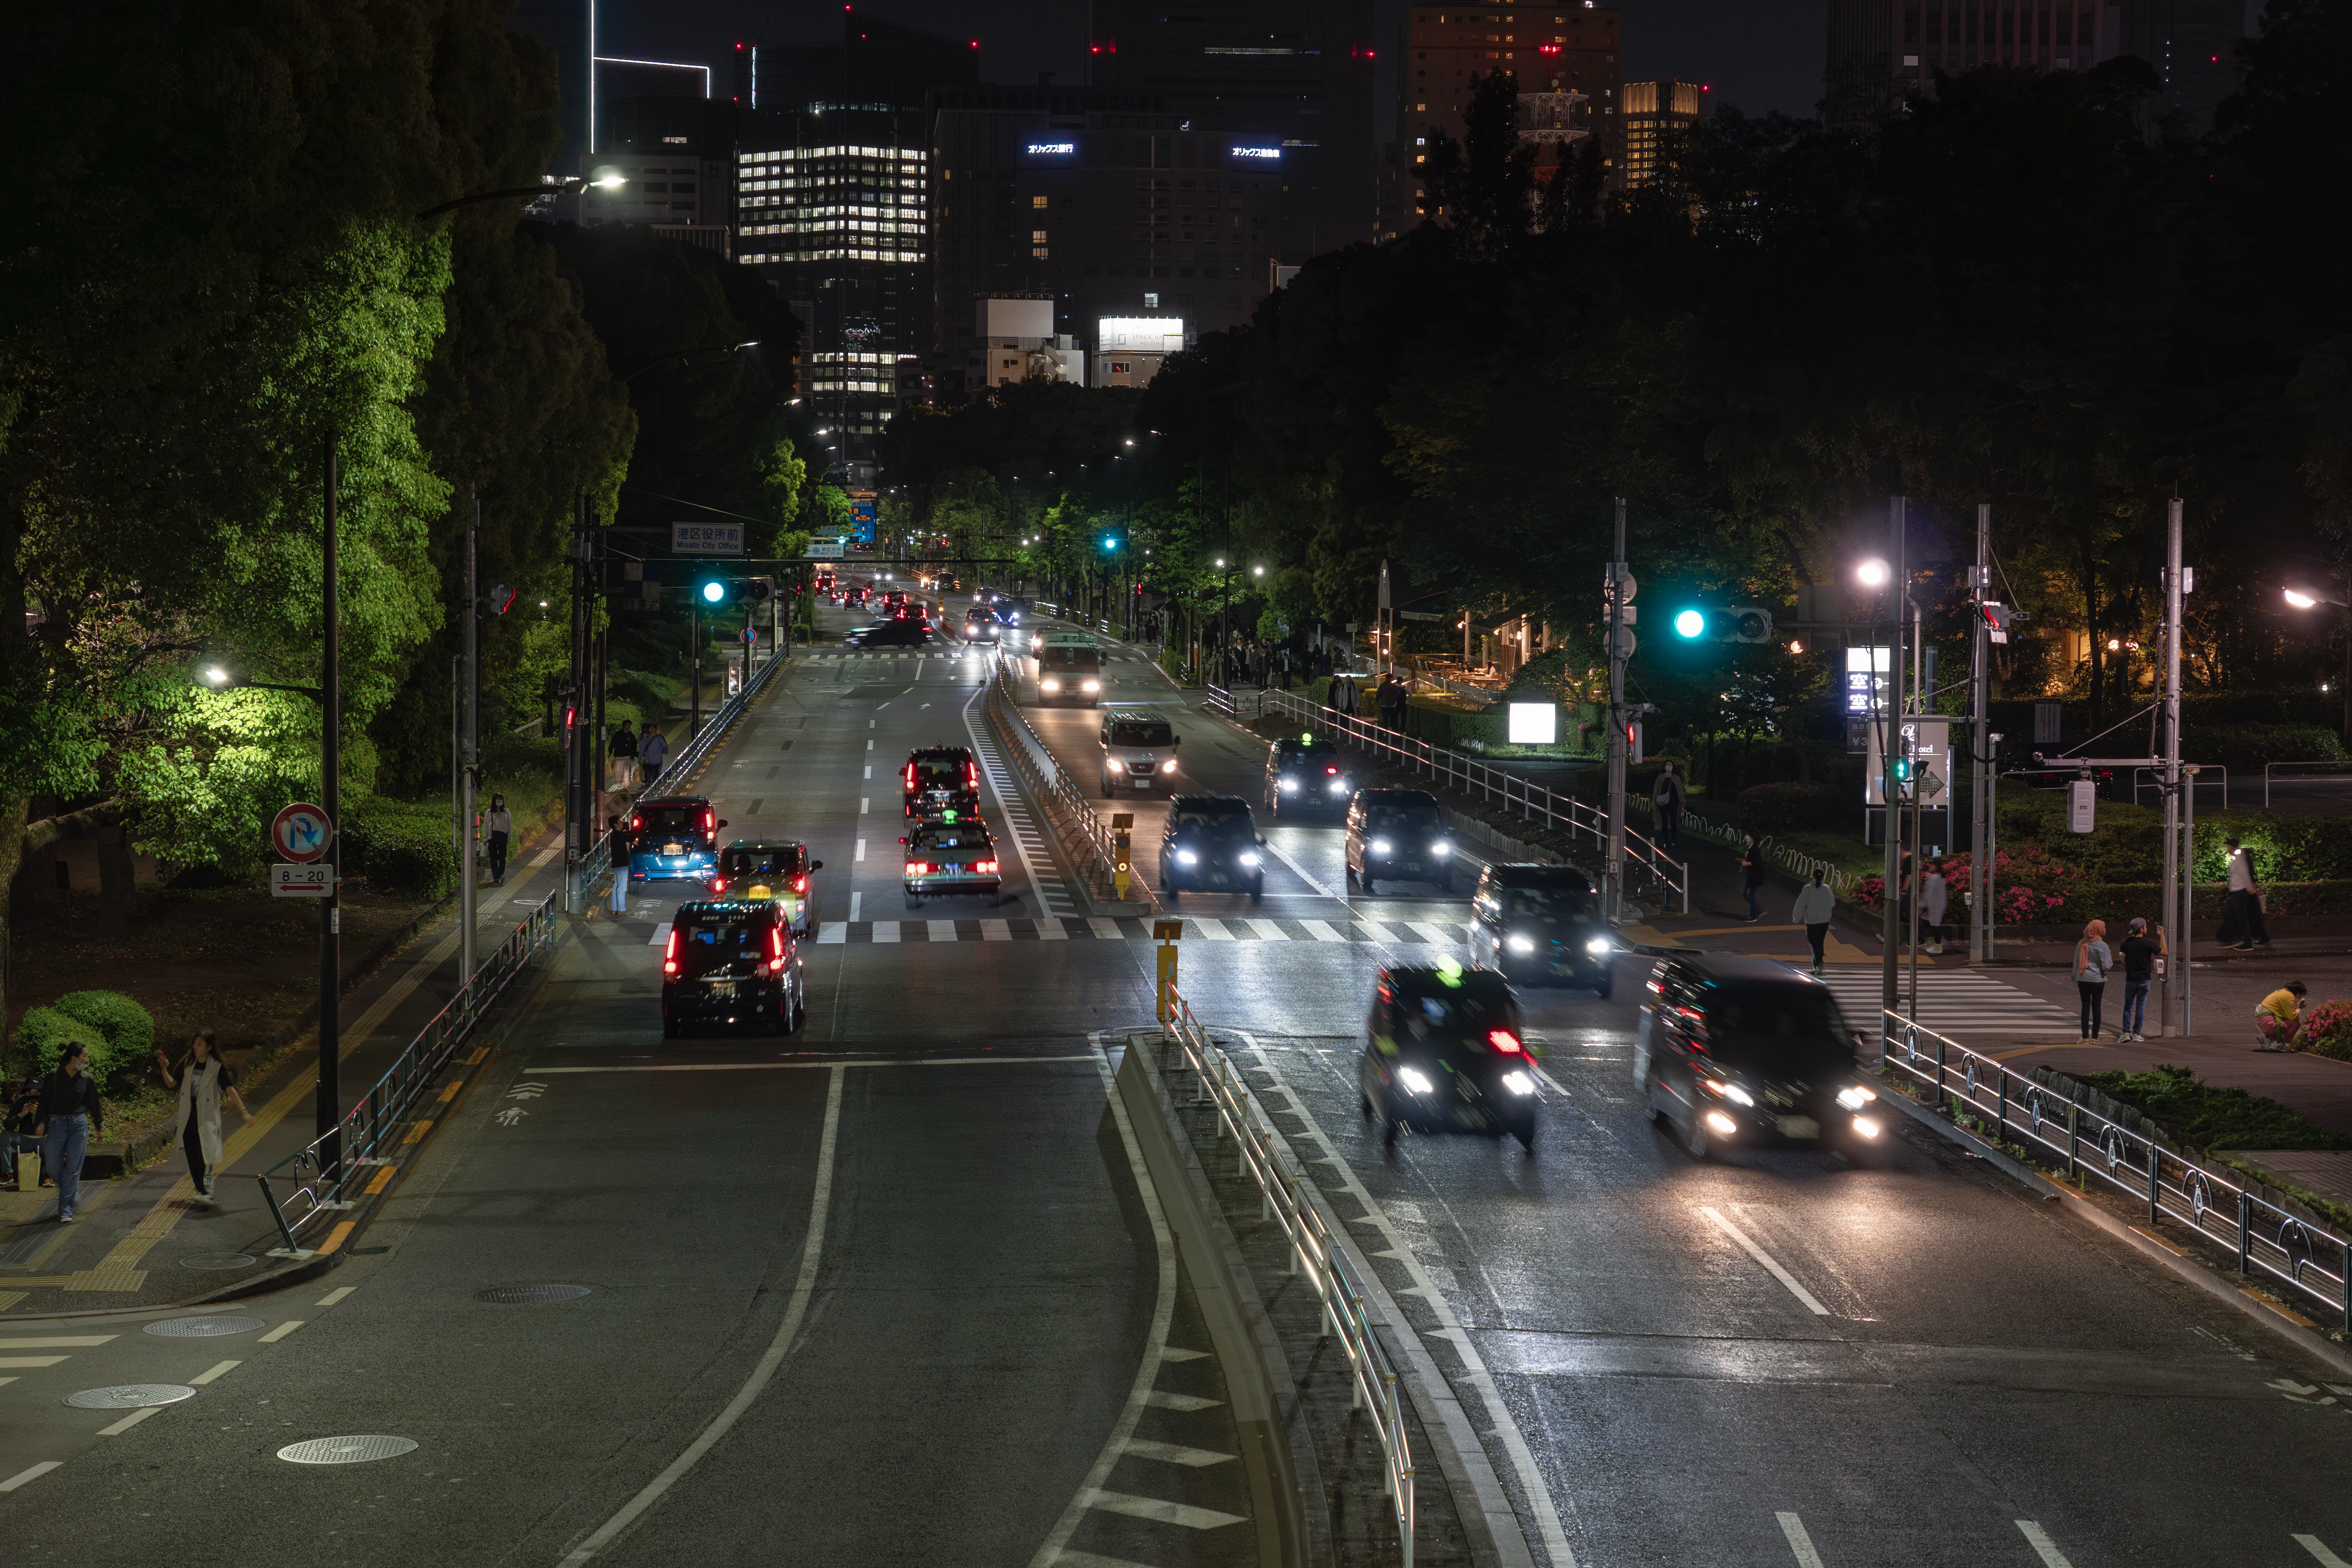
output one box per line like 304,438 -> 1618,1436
694,577 -> 774,606
1670,606 -> 1775,643
1978,601 -> 2012,645
485,583 -> 517,615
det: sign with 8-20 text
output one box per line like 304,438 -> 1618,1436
671,521 -> 744,556
272,862 -> 334,898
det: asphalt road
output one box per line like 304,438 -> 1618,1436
5,592 -> 2349,1568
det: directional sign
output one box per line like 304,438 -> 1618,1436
671,521 -> 744,557
272,802 -> 332,863
272,862 -> 334,898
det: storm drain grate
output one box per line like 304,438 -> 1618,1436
179,1254 -> 258,1271
65,1384 -> 196,1410
145,1315 -> 267,1338
475,1284 -> 592,1304
278,1435 -> 417,1465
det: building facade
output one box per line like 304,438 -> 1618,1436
1619,80 -> 1701,192
580,95 -> 736,255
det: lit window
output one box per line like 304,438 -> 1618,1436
1032,194 -> 1049,208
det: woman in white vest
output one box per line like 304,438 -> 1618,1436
154,1031 -> 249,1203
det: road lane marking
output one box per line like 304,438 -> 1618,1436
872,920 -> 900,943
0,1462 -> 62,1492
98,1404 -> 164,1437
316,1287 -> 356,1307
0,1356 -> 68,1368
189,1360 -> 240,1385
1777,1513 -> 1826,1568
863,766 -> 871,779
1125,1439 -> 1235,1467
2296,1535 -> 2352,1568
1246,918 -> 1289,940
532,1056 -> 1098,1073
860,797 -> 869,813
257,1321 -> 304,1343
2016,1521 -> 2076,1568
818,922 -> 847,944
1082,1489 -> 1246,1531
982,919 -> 1012,940
849,892 -> 862,922
1089,918 -> 1124,939
1407,920 -> 1457,946
1143,1389 -> 1222,1411
1357,919 -> 1399,943
1303,920 -> 1345,942
1191,917 -> 1234,940
559,1065 -> 845,1566
1259,837 -> 1340,898
1699,1207 -> 1831,1316
0,1337 -> 116,1348
364,1166 -> 396,1195
648,923 -> 671,947
855,838 -> 866,860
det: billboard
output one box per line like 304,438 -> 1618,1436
1019,139 -> 1080,165
1096,318 -> 1186,352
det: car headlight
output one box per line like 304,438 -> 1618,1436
1370,838 -> 1392,855
1328,779 -> 1348,793
1041,678 -> 1061,691
1280,778 -> 1300,793
1851,1114 -> 1882,1139
1161,759 -> 1179,773
1080,679 -> 1100,692
1704,1111 -> 1740,1136
1238,851 -> 1261,867
1501,1071 -> 1537,1096
1396,1065 -> 1435,1095
1706,1079 -> 1755,1107
1506,934 -> 1537,955
1432,840 -> 1452,857
1837,1085 -> 1878,1110
1176,849 -> 1199,866
1584,936 -> 1613,955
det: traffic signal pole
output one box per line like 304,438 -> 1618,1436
2161,496 -> 2188,1036
461,492 -> 479,984
1880,496 -> 1907,1023
1969,503 -> 1994,967
1605,497 -> 1630,925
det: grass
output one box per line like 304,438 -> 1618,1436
2079,1063 -> 2347,1152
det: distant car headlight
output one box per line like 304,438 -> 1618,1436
1501,1071 -> 1537,1096
1041,678 -> 1061,691
1837,1085 -> 1878,1110
1706,1079 -> 1755,1107
1161,759 -> 1178,773
1328,778 -> 1348,793
1080,679 -> 1101,692
1238,851 -> 1261,867
1370,838 -> 1393,855
1280,778 -> 1300,793
1432,840 -> 1452,857
1584,936 -> 1613,955
1704,1111 -> 1740,1136
1506,934 -> 1537,955
1176,849 -> 1199,866
1851,1114 -> 1882,1139
1396,1065 -> 1435,1095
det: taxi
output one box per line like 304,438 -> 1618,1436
710,839 -> 823,938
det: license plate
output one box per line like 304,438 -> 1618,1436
662,842 -> 684,855
708,982 -> 737,998
1778,1115 -> 1820,1138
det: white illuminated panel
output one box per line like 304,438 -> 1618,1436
1507,703 -> 1558,745
1097,317 -> 1185,351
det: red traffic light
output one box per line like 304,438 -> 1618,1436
487,583 -> 517,615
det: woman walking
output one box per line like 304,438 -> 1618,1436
1922,858 -> 1949,955
2074,920 -> 2114,1042
484,793 -> 513,886
1740,834 -> 1765,923
154,1031 -> 249,1204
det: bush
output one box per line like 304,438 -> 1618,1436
342,799 -> 457,901
17,990 -> 153,1082
1737,782 -> 1842,833
2080,1063 -> 2345,1151
2186,723 -> 2346,770
2304,1000 -> 2352,1061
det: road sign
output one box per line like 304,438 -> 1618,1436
1607,625 -> 1638,661
272,862 -> 334,898
671,521 -> 745,556
1604,566 -> 1637,603
272,802 -> 332,863
809,539 -> 847,559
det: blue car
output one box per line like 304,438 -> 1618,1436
628,796 -> 726,883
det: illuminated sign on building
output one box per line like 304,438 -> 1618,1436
1229,144 -> 1282,160
1022,141 -> 1080,163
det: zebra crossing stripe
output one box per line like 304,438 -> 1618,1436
1247,918 -> 1289,940
1303,920 -> 1345,942
1815,972 -> 2076,1038
676,915 -> 1492,946
1192,917 -> 1234,940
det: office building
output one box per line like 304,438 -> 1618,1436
1619,80 -> 1702,192
579,95 -> 736,255
930,86 -> 1280,398
1389,2 -> 1620,233
971,298 -> 1086,390
1087,0 -> 1377,262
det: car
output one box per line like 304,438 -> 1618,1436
661,898 -> 806,1037
882,588 -> 909,610
1099,710 -> 1181,796
628,797 -> 727,883
903,746 -> 981,820
843,584 -> 871,609
1358,961 -> 1537,1152
710,839 -> 823,938
1470,863 -> 1613,995
963,606 -> 1001,644
1264,732 -> 1351,817
1633,953 -> 1882,1161
1345,789 -> 1455,894
902,820 -> 1004,907
1158,794 -> 1266,901
846,616 -> 930,648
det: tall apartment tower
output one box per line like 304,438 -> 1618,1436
731,11 -> 979,486
1087,0 -> 1378,263
1387,2 -> 1622,236
1619,80 -> 1701,192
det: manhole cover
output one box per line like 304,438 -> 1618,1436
277,1435 -> 418,1465
475,1284 -> 592,1304
145,1315 -> 267,1339
64,1384 -> 196,1410
179,1254 -> 258,1272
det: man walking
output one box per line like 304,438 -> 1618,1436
1651,762 -> 1685,848
2118,917 -> 2164,1042
609,720 -> 639,791
2221,837 -> 2270,950
1791,868 -> 1837,972
36,1040 -> 102,1223
639,724 -> 669,787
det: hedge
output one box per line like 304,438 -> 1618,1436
342,800 -> 457,901
1737,782 -> 1844,833
18,989 -> 154,1083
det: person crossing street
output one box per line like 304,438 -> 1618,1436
35,1041 -> 102,1223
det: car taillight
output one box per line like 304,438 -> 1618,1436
1325,766 -> 1338,775
702,810 -> 714,834
1488,1029 -> 1524,1054
904,764 -> 917,789
662,929 -> 681,976
965,762 -> 978,787
908,861 -> 930,874
711,877 -> 727,893
793,875 -> 808,892
629,813 -> 643,834
768,927 -> 784,962
976,859 -> 999,873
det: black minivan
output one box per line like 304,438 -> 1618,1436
1345,789 -> 1455,895
1633,954 -> 1882,1160
662,899 -> 806,1038
1358,962 -> 1538,1151
1470,863 -> 1613,994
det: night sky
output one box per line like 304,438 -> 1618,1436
514,0 -> 1828,138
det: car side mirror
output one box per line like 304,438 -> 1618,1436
811,860 -> 825,871
1258,834 -> 1269,847
717,820 -> 729,829
1172,735 -> 1182,748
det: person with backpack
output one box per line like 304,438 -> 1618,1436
1791,868 -> 1837,973
153,1030 -> 250,1203
2074,919 -> 2114,1042
1651,763 -> 1685,848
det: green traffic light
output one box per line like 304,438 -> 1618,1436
1673,609 -> 1706,638
701,580 -> 726,604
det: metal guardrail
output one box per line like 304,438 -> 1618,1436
2265,760 -> 2352,808
982,658 -> 1163,915
1879,1005 -> 2352,1331
1254,688 -> 1690,914
255,890 -> 561,1255
1159,990 -> 1416,1566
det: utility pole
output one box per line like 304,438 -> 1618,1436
564,492 -> 589,912
319,429 -> 342,1163
2161,495 -> 2187,1035
690,599 -> 702,743
1969,503 -> 1995,966
1880,495 -> 1907,1023
461,493 -> 479,985
1605,497 -> 1630,925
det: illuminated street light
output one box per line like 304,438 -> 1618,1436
1856,558 -> 1891,589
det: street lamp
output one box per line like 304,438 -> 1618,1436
416,173 -> 624,221
1855,557 -> 1891,589
201,666 -> 324,702
2283,582 -> 2352,740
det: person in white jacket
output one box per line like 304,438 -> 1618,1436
154,1031 -> 250,1203
1791,868 -> 1837,973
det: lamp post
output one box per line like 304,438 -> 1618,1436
2283,580 -> 2352,744
1857,506 -> 1908,1025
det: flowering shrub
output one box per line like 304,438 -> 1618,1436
2303,1000 -> 2352,1061
1852,846 -> 2080,923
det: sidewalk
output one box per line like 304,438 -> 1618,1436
0,828 -> 573,1317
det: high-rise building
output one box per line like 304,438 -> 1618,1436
929,85 -> 1282,397
1086,0 -> 1377,263
1619,80 -> 1702,192
580,95 -> 737,256
731,11 -> 978,487
1387,2 -> 1621,234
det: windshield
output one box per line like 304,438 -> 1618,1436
1174,808 -> 1253,841
911,758 -> 970,787
722,846 -> 806,878
1040,646 -> 1099,668
1392,982 -> 1513,1039
638,807 -> 704,838
678,915 -> 771,977
1367,805 -> 1441,833
913,830 -> 991,852
1278,742 -> 1339,768
1503,884 -> 1592,920
1702,984 -> 1857,1074
1112,720 -> 1173,747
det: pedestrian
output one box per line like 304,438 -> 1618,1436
3,1074 -> 39,1190
1740,833 -> 1765,922
2117,917 -> 2165,1042
485,793 -> 513,885
1922,858 -> 1949,955
1651,762 -> 1685,848
2256,979 -> 2308,1051
153,1031 -> 249,1203
35,1040 -> 102,1223
2074,918 -> 2113,1042
1791,867 -> 1836,972
610,719 -> 639,790
639,723 -> 669,785
2220,837 -> 2270,950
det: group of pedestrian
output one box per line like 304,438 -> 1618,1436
4,1033 -> 250,1219
608,720 -> 666,792
2068,917 -> 2169,1042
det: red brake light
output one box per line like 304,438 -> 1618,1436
702,810 -> 715,834
768,926 -> 784,961
1487,1029 -> 1523,1054
1325,766 -> 1338,775
905,763 -> 917,789
629,813 -> 644,834
793,875 -> 808,892
909,861 -> 931,874
977,859 -> 999,873
663,928 -> 681,975
711,877 -> 727,893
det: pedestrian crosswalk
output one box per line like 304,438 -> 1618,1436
803,648 -> 1156,665
641,915 -> 1477,947
1814,969 -> 2078,1040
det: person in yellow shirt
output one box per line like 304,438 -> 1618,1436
2256,980 -> 2308,1051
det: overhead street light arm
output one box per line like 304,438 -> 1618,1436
417,174 -> 626,221
201,666 -> 324,702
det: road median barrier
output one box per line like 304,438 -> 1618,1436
982,658 -> 1161,916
